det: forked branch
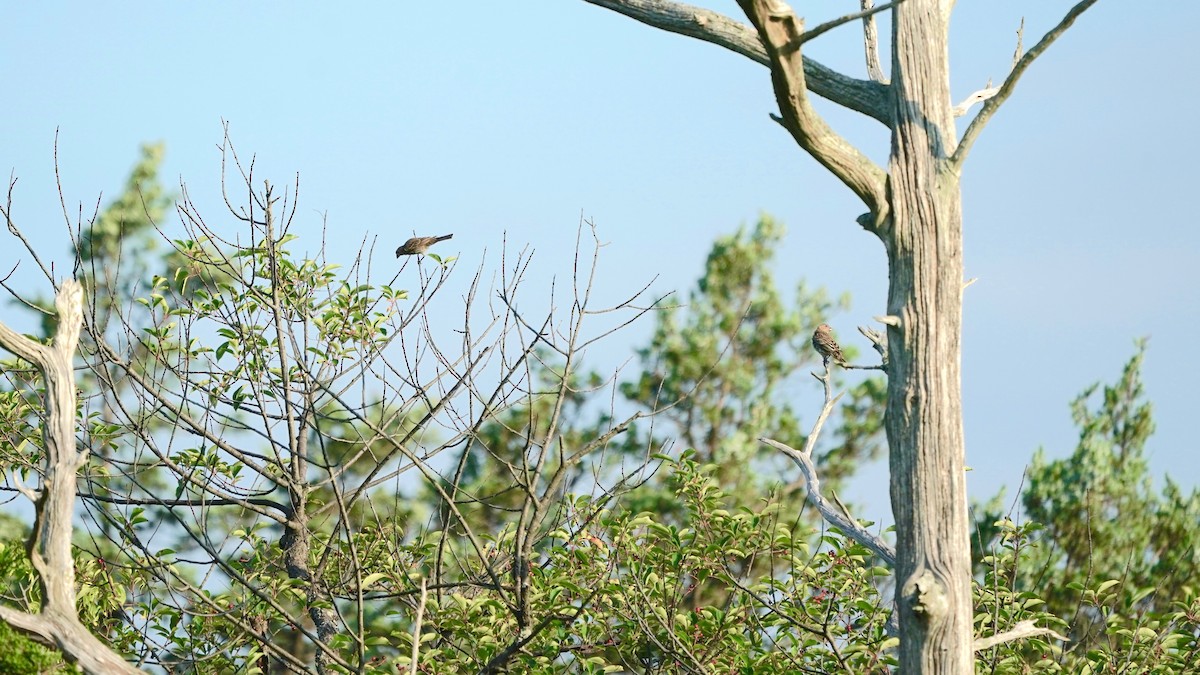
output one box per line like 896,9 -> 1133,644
581,0 -> 892,125
737,0 -> 890,233
0,281 -> 141,674
760,364 -> 896,565
951,20 -> 1021,117
951,0 -> 1101,170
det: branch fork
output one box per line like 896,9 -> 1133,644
761,364 -> 896,566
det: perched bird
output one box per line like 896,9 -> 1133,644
395,234 -> 453,257
812,323 -> 848,367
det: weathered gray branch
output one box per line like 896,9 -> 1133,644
738,0 -> 890,232
974,619 -> 1067,652
0,280 -> 141,674
951,0 -> 1101,170
952,85 -> 999,117
764,438 -> 896,567
798,1 -> 899,48
860,0 -> 886,82
858,324 -> 888,367
760,365 -> 896,566
951,19 -> 1021,117
581,0 -> 892,125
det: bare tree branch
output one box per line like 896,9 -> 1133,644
760,365 -> 896,566
738,0 -> 890,233
857,324 -> 888,367
974,619 -> 1067,651
860,0 -> 886,82
0,280 -> 142,674
952,85 -> 999,117
951,19 -> 1022,116
799,1 -> 899,48
951,0 -> 1101,170
581,0 -> 892,125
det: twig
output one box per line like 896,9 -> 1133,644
410,578 -> 428,675
1012,17 -> 1025,70
830,490 -> 858,525
857,325 -> 887,367
2,174 -> 57,288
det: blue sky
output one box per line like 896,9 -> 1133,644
2,2 -> 1197,526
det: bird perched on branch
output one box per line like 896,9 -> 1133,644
395,234 -> 453,257
812,323 -> 848,367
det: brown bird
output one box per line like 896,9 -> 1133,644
395,234 -> 453,257
812,323 -> 847,367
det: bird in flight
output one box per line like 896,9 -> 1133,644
812,323 -> 848,367
396,234 -> 453,257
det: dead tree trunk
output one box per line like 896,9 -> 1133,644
0,280 -> 142,674
584,0 -> 1100,670
884,3 -> 972,670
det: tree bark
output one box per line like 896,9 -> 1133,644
0,280 -> 143,674
884,1 -> 973,671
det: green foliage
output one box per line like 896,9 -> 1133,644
620,216 -> 885,508
0,535 -> 134,673
973,343 -> 1200,671
974,519 -> 1200,674
0,382 -> 43,486
5,148 -> 1197,673
78,142 -> 171,264
0,621 -> 68,674
389,456 -> 897,674
0,540 -> 70,673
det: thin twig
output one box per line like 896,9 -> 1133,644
857,325 -> 887,367
797,1 -> 900,48
410,578 -> 428,675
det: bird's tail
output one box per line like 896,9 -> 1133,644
435,234 -> 454,243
